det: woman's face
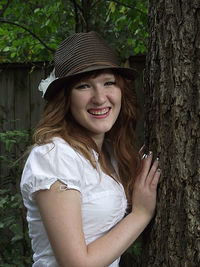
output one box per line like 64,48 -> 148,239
70,71 -> 122,143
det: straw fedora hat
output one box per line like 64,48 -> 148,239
39,31 -> 137,101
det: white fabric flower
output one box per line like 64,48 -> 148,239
38,68 -> 58,97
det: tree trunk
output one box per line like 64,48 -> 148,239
142,0 -> 200,266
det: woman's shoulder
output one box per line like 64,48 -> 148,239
21,137 -> 84,199
30,136 -> 78,159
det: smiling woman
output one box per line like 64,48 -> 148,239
70,71 -> 122,145
20,31 -> 160,267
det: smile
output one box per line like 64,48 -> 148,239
87,107 -> 110,116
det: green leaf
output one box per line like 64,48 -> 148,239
3,46 -> 10,52
0,222 -> 4,228
45,19 -> 51,26
11,233 -> 23,242
109,2 -> 116,13
10,52 -> 16,58
34,8 -> 40,14
0,197 -> 8,208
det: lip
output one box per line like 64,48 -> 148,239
87,107 -> 111,119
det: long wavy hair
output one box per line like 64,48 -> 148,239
33,70 -> 140,203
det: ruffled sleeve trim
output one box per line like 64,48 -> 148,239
30,175 -> 80,193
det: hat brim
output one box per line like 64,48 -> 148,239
44,65 -> 138,101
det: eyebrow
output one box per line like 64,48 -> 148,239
99,74 -> 115,80
79,75 -> 115,82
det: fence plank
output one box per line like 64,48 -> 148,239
0,67 -> 15,178
0,67 -> 15,130
14,68 -> 31,130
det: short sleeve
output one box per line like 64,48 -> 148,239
20,137 -> 84,201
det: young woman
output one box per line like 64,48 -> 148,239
21,31 -> 160,267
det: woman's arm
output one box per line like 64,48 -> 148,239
35,152 -> 160,267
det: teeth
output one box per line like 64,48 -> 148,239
89,108 -> 109,115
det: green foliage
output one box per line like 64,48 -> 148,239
126,240 -> 142,255
0,128 -> 32,266
0,0 -> 148,63
107,0 -> 148,59
0,0 -> 66,62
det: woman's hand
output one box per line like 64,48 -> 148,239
131,151 -> 161,220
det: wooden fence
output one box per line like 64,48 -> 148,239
0,62 -> 52,131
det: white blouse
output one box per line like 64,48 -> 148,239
21,137 -> 127,267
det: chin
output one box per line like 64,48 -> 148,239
92,127 -> 113,135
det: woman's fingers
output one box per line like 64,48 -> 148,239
136,151 -> 161,189
139,144 -> 145,157
139,151 -> 154,182
132,150 -> 161,218
145,157 -> 159,185
150,168 -> 161,189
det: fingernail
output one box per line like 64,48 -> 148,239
157,168 -> 161,173
148,151 -> 152,156
141,144 -> 145,150
155,157 -> 159,162
142,153 -> 148,159
139,144 -> 145,153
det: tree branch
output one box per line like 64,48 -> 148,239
82,0 -> 91,32
0,0 -> 12,17
91,0 -> 104,9
0,18 -> 55,52
69,0 -> 83,13
70,0 -> 80,32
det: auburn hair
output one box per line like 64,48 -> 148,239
33,70 -> 141,204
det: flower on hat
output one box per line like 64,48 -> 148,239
38,68 -> 58,97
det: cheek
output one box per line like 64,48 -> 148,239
70,92 -> 89,119
110,89 -> 122,106
70,93 -> 79,118
116,91 -> 122,114
70,91 -> 83,109
118,90 -> 122,104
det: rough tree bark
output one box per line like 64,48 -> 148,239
142,0 -> 200,266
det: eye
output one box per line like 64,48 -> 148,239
74,83 -> 90,90
104,81 -> 116,86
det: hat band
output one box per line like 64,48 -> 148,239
66,61 -> 119,77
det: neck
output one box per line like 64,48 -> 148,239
91,133 -> 105,151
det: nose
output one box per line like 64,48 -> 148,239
91,86 -> 107,105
